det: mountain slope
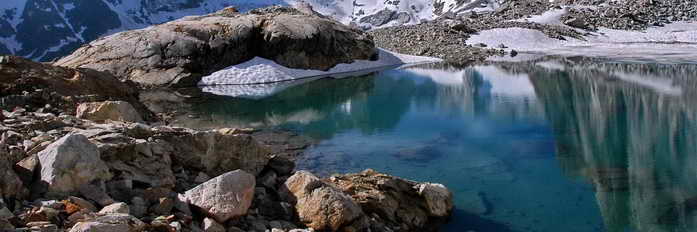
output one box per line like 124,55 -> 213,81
0,0 -> 493,61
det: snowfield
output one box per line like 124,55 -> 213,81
469,7 -> 697,63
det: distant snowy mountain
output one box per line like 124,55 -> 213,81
0,0 -> 497,61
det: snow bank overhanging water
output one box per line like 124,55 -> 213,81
197,49 -> 441,98
198,48 -> 442,86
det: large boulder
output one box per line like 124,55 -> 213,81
184,170 -> 255,223
76,101 -> 144,123
55,6 -> 377,87
327,169 -> 454,232
161,129 -> 271,177
282,171 -> 366,231
37,134 -> 112,195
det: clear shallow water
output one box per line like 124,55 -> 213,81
188,59 -> 697,232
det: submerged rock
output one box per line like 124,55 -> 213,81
55,6 -> 377,87
393,145 -> 443,162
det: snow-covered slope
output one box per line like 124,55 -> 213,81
0,0 -> 496,62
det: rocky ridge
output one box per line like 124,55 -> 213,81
55,6 -> 377,88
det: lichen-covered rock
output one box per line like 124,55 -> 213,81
283,171 -> 366,231
37,134 -> 111,195
55,6 -> 377,87
327,169 -> 454,232
76,101 -> 144,123
185,170 -> 255,222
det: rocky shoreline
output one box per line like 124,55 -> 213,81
0,4 -> 455,232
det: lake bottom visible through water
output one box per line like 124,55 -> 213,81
184,59 -> 697,232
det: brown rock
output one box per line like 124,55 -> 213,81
283,171 -> 365,231
327,169 -> 454,231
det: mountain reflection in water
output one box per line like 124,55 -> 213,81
184,58 -> 697,232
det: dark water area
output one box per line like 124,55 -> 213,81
182,58 -> 697,232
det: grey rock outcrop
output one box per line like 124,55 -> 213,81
55,6 -> 377,87
37,134 -> 111,195
185,170 -> 256,223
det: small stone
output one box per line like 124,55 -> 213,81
194,172 -> 210,184
129,197 -> 147,218
259,170 -> 278,189
99,202 -> 130,214
67,196 -> 97,212
174,194 -> 192,215
268,156 -> 294,176
149,197 -> 174,216
202,217 -> 225,232
78,184 -> 115,207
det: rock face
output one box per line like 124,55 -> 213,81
76,101 -> 144,123
185,170 -> 256,223
282,171 -> 366,231
327,169 -> 454,232
55,6 -> 377,87
37,134 -> 111,195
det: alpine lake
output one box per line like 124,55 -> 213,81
167,57 -> 697,232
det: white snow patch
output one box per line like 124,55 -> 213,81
0,0 -> 26,30
513,8 -> 566,26
468,21 -> 697,63
199,49 -> 441,86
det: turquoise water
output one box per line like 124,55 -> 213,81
191,60 -> 697,232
